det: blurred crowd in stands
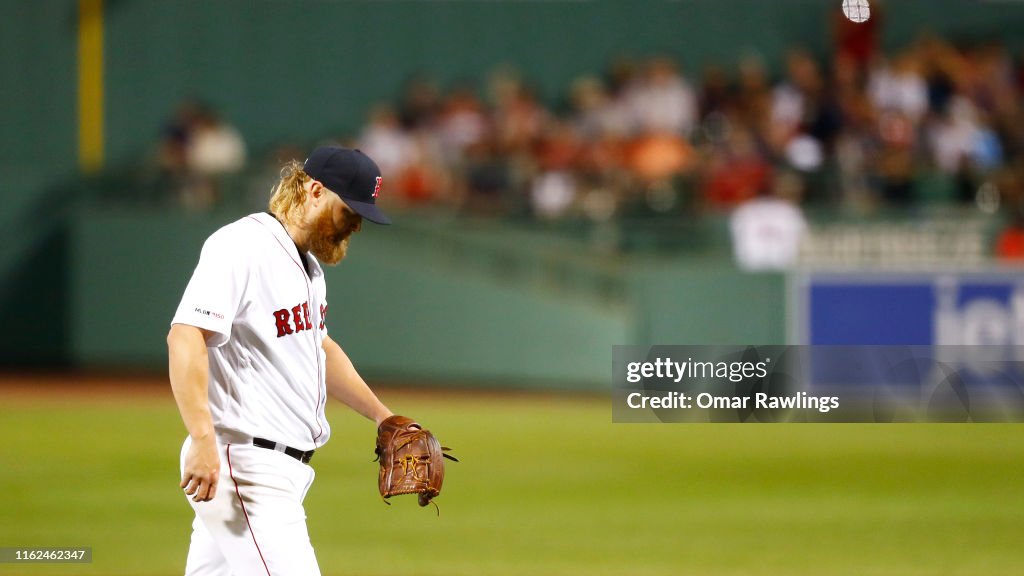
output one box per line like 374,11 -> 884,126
155,11 -> 1024,263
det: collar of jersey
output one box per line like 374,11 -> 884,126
256,212 -> 314,279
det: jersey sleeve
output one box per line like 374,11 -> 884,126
171,229 -> 248,347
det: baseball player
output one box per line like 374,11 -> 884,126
167,147 -> 394,575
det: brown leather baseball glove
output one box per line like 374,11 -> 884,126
375,415 -> 457,509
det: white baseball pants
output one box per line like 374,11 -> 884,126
180,437 -> 320,576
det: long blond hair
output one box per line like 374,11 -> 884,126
268,160 -> 311,223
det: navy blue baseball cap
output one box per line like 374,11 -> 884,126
303,147 -> 391,225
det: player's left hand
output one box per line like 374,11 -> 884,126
375,415 -> 457,509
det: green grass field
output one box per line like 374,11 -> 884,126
1,383 -> 1023,575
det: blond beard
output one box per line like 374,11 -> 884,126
308,206 -> 359,265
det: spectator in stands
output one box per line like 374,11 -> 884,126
570,75 -> 632,139
735,53 -> 772,132
917,33 -> 959,117
995,213 -> 1024,261
183,104 -> 246,210
571,77 -> 631,219
158,99 -> 203,182
488,68 -> 549,156
831,53 -> 877,208
769,50 -> 824,151
392,134 -> 451,206
702,126 -> 771,209
357,105 -> 417,188
186,106 -> 246,177
874,109 -> 917,204
436,83 -> 489,165
831,0 -> 882,75
868,51 -> 929,123
462,138 -> 512,214
393,77 -> 451,205
357,104 -> 454,207
530,121 -> 581,220
157,100 -> 246,210
729,170 -> 808,271
624,56 -> 699,138
698,64 -> 733,121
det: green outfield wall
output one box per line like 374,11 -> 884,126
68,209 -> 784,388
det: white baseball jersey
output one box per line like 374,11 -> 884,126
172,212 -> 331,451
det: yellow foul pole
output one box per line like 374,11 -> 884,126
78,0 -> 104,172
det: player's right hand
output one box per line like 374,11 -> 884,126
181,435 -> 220,503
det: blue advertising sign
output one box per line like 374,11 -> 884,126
792,270 -> 1024,346
791,270 -> 1024,410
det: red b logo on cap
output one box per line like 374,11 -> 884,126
373,176 -> 382,198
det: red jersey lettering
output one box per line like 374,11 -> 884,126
273,309 -> 293,337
